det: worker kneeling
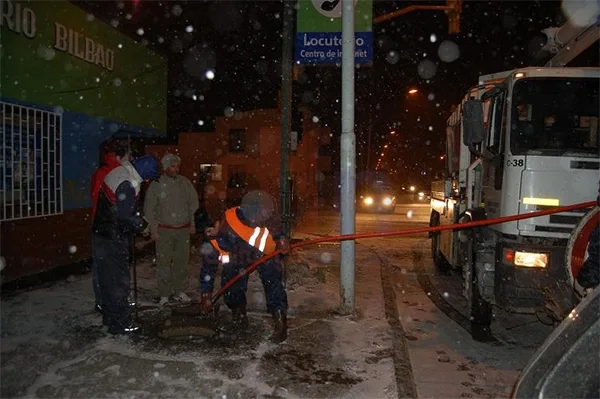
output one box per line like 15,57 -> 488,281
199,191 -> 290,343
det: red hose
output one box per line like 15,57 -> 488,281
210,200 -> 596,304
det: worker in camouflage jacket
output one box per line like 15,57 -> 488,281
144,153 -> 199,306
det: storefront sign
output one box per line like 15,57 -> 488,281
54,22 -> 114,71
1,0 -> 114,70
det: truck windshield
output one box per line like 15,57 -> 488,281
510,77 -> 599,157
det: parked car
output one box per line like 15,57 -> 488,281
511,286 -> 600,398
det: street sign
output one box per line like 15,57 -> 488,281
295,0 -> 372,65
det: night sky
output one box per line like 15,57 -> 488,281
76,0 -> 598,186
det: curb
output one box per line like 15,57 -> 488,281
292,229 -> 418,397
378,254 -> 418,398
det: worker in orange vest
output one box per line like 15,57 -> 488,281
199,190 -> 290,343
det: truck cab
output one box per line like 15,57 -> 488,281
431,67 -> 599,338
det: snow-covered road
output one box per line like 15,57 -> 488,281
301,205 -> 554,398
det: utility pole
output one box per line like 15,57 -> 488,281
340,0 -> 356,314
365,68 -> 373,174
280,0 -> 294,238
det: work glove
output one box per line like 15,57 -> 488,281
137,215 -> 151,237
199,293 -> 213,313
205,221 -> 221,237
140,223 -> 151,238
276,237 -> 291,255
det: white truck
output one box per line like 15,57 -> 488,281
430,65 -> 599,340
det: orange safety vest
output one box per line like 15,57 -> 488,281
210,207 -> 277,264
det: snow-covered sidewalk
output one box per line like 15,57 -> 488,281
1,234 -> 399,398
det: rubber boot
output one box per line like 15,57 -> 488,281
231,305 -> 248,330
199,293 -> 213,313
270,310 -> 287,343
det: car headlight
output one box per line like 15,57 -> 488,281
382,197 -> 393,206
363,197 -> 374,205
418,191 -> 425,198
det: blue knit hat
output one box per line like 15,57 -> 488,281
133,155 -> 160,180
240,190 -> 275,223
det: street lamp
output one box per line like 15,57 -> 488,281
408,89 -> 418,94
390,130 -> 396,135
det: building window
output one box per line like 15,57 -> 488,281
0,101 -> 63,221
229,129 -> 246,152
199,163 -> 222,182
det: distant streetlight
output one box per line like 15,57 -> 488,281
390,130 -> 396,135
384,144 -> 388,148
408,89 -> 418,94
409,185 -> 416,192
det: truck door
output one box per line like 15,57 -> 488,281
481,92 -> 506,220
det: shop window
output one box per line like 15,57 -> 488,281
0,101 -> 63,221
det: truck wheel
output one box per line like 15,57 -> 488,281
468,270 -> 493,341
466,236 -> 493,342
430,212 -> 448,270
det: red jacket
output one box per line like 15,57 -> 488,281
90,153 -> 121,220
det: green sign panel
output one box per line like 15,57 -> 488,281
0,0 -> 167,132
295,0 -> 373,64
296,0 -> 372,32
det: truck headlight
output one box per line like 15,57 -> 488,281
503,249 -> 548,268
364,197 -> 374,205
515,251 -> 548,268
382,197 -> 393,206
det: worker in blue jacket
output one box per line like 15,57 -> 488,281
92,155 -> 160,334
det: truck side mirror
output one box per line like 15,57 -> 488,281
462,99 -> 484,145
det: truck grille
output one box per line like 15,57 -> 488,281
533,206 -> 590,234
570,161 -> 600,170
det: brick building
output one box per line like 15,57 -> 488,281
146,106 -> 332,222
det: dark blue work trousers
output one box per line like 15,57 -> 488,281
91,234 -> 103,308
94,234 -> 133,333
200,242 -> 288,314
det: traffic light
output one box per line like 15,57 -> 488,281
446,0 -> 462,34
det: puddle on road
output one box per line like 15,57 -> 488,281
130,307 -> 269,356
258,319 -> 363,398
66,305 -> 271,360
263,348 -> 363,385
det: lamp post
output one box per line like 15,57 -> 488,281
339,0 -> 356,314
280,0 -> 294,238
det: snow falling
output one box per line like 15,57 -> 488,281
2,2 -> 594,396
